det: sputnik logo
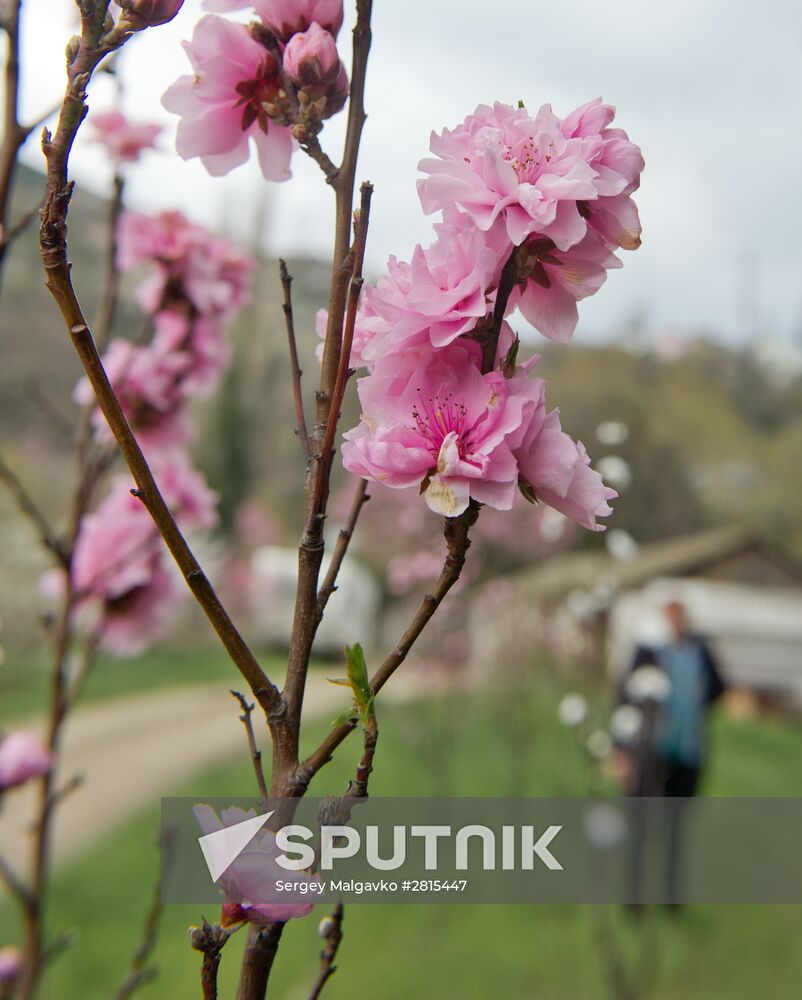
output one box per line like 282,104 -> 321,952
198,810 -> 274,883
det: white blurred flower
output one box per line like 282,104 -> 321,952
558,693 -> 588,728
594,455 -> 632,491
625,666 -> 671,703
586,729 -> 613,760
590,576 -> 617,610
537,506 -> 567,543
583,803 -> 627,850
606,529 -> 639,562
566,589 -> 594,622
596,421 -> 629,446
610,704 -> 643,745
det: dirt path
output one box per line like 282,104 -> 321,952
0,669 -> 437,882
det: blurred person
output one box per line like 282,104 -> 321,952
624,599 -> 726,796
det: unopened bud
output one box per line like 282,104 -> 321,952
260,0 -> 344,43
116,0 -> 185,29
318,916 -> 336,939
283,23 -> 341,89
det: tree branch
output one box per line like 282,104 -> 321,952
299,502 -> 480,786
0,0 -> 23,280
0,451 -> 67,565
280,182 -> 372,776
0,853 -> 34,914
316,478 -> 369,620
307,904 -> 345,1000
279,259 -> 312,461
113,833 -> 172,1000
231,690 -> 270,809
316,0 -> 373,428
299,133 -> 339,184
234,924 -> 284,1000
189,920 -> 230,1000
92,172 -> 124,351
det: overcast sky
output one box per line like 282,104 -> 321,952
12,0 -> 802,342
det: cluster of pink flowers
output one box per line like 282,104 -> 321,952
163,1 -> 348,179
0,731 -> 52,792
44,454 -> 219,657
88,110 -> 162,165
75,210 -> 253,451
64,210 -> 253,654
341,99 -> 643,529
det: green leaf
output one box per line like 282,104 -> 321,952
345,644 -> 371,707
331,707 -> 358,728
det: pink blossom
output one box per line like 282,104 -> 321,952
162,15 -> 294,181
315,305 -> 373,369
560,97 -> 644,251
342,342 -> 533,516
509,231 -> 622,343
283,22 -> 341,87
418,102 -> 600,248
89,110 -> 161,164
358,218 -> 509,362
65,458 -> 218,655
387,550 -> 445,595
252,0 -> 344,41
117,0 -> 185,28
0,732 -> 52,790
202,1 -> 251,10
0,946 -> 22,985
194,805 -> 316,924
118,210 -> 254,320
117,210 -> 203,272
74,315 -> 192,450
513,403 -> 616,532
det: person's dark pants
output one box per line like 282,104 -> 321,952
627,756 -> 700,906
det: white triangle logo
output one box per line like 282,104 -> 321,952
198,810 -> 274,883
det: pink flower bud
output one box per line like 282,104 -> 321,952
0,947 -> 23,986
283,22 -> 340,88
117,0 -> 185,28
255,0 -> 344,42
0,732 -> 52,791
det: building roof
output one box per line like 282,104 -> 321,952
506,526 -> 802,603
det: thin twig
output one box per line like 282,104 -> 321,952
92,172 -> 124,351
318,182 -> 372,464
0,0 -> 23,280
279,259 -> 312,460
113,831 -> 173,1000
299,133 -> 339,184
307,904 -> 345,1000
0,451 -> 67,565
281,181 -> 373,774
0,853 -> 34,913
3,195 -> 44,248
346,714 -> 377,800
316,478 -> 369,620
189,920 -> 230,1000
298,502 -> 480,787
24,378 -> 76,443
317,0 -> 373,424
231,691 -> 270,809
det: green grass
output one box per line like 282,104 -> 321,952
0,646 -> 321,725
2,672 -> 801,999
